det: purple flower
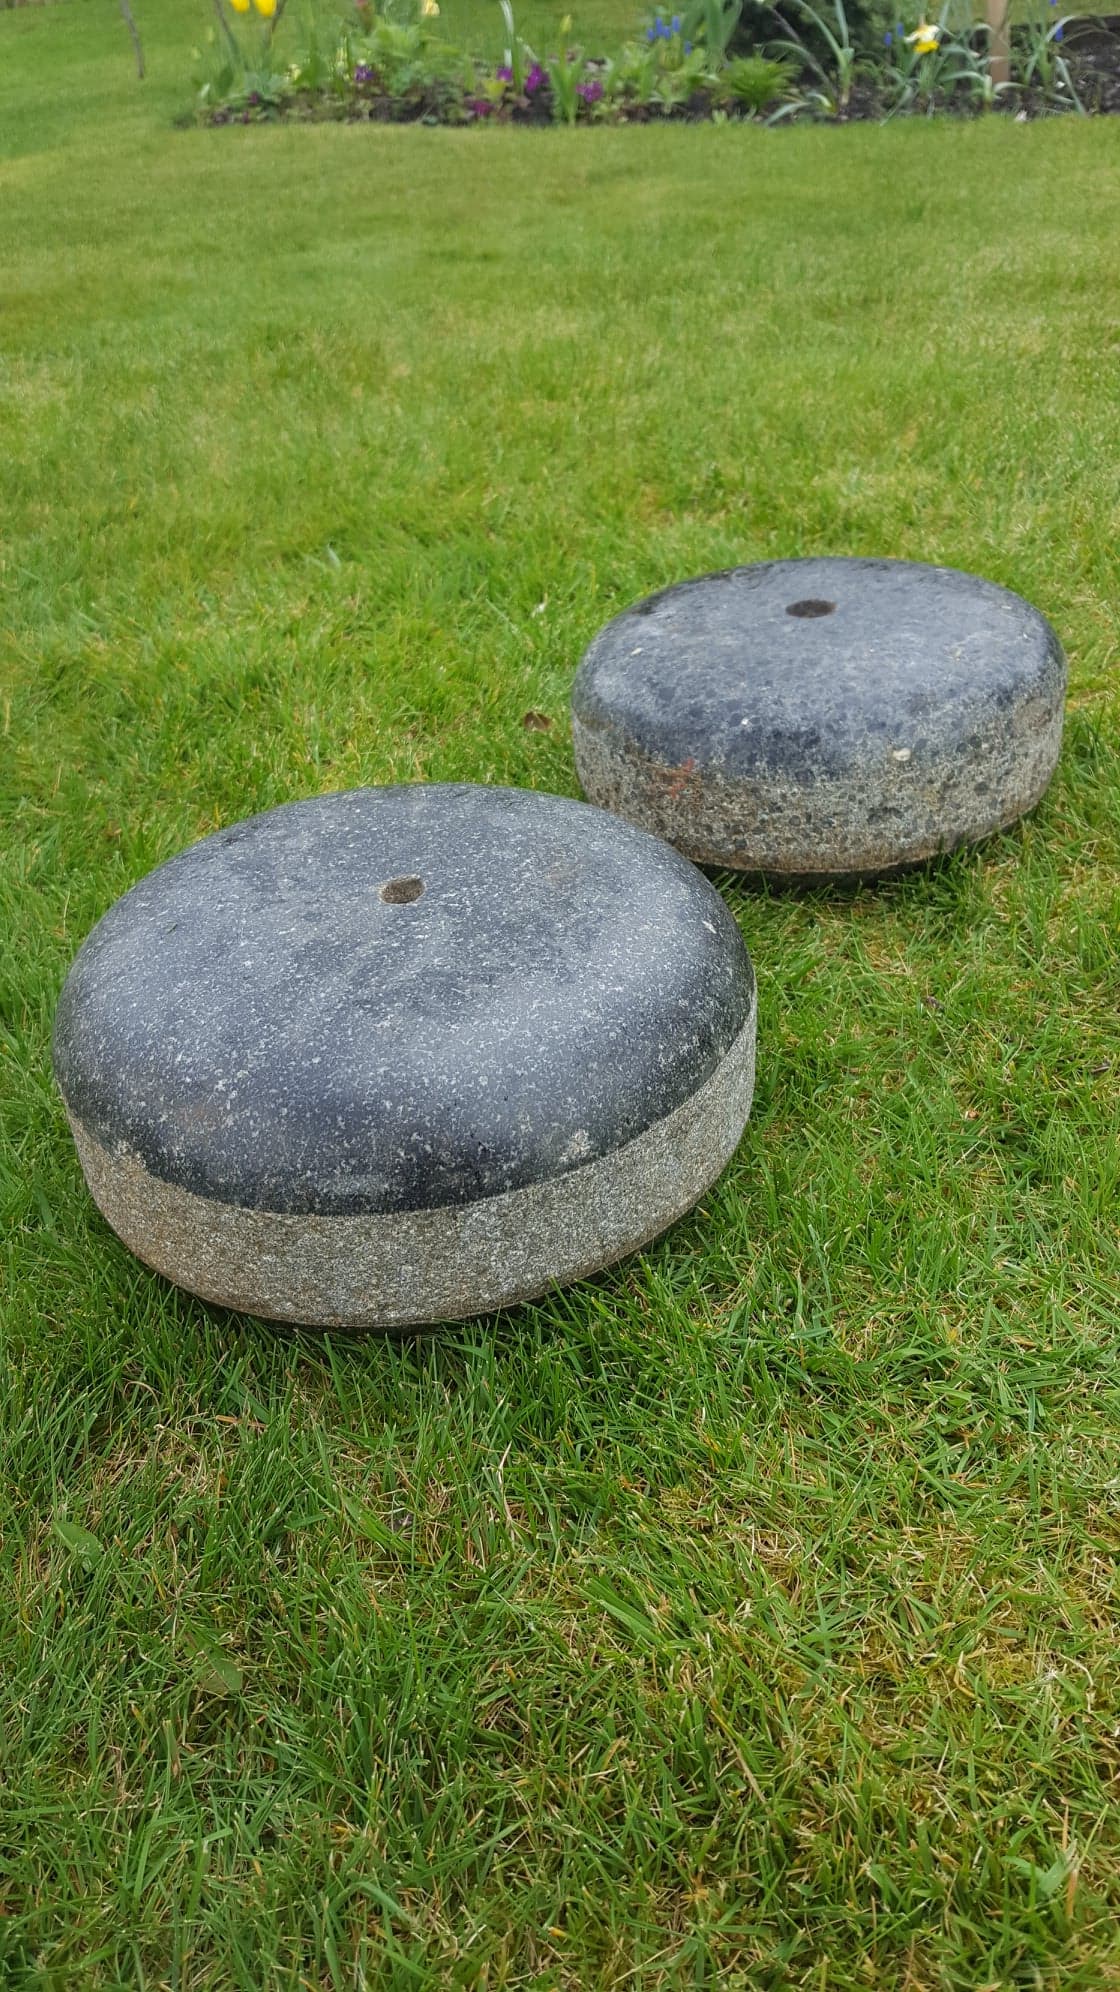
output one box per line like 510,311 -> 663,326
578,76 -> 604,99
354,62 -> 373,82
468,95 -> 494,114
670,11 -> 681,28
1053,21 -> 1063,35
525,61 -> 547,90
248,89 -> 260,103
884,29 -> 892,43
496,62 -> 513,79
683,39 -> 692,52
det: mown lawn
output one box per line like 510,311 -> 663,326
3,0 -> 1120,1984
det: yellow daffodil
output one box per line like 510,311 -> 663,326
906,19 -> 940,52
228,0 -> 251,13
253,0 -> 277,15
421,0 -> 440,14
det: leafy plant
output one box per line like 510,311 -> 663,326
296,11 -> 353,94
359,17 -> 463,92
770,0 -> 858,115
683,0 -> 743,62
941,30 -> 1017,109
717,52 -> 796,109
194,0 -> 308,109
193,27 -> 291,110
654,41 -> 711,103
600,38 -> 661,106
1014,5 -> 1084,109
192,31 -> 237,106
548,46 -> 585,120
498,0 -> 534,95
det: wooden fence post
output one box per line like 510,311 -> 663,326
986,0 -> 1011,84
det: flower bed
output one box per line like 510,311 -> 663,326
192,0 -> 1120,125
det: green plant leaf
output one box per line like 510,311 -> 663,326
183,1624 -> 244,1696
54,1518 -> 105,1567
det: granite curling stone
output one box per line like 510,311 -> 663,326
53,785 -> 757,1329
571,557 -> 1067,880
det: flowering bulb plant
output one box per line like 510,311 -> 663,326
628,7 -> 718,106
547,40 -> 596,119
905,17 -> 940,53
193,0 -> 291,113
685,0 -> 743,64
1015,0 -> 1083,106
770,0 -> 858,116
878,4 -> 966,115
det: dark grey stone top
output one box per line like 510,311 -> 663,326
572,559 -> 1066,781
54,785 -> 754,1216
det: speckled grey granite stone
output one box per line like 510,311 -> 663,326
571,558 -> 1067,879
53,785 -> 756,1328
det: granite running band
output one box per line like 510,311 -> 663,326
572,691 -> 1065,878
61,997 -> 756,1330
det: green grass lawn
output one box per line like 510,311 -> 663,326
3,0 -> 1120,1984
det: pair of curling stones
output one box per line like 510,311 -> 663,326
54,560 -> 1065,1328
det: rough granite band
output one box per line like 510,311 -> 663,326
62,1000 -> 756,1329
572,693 -> 1065,878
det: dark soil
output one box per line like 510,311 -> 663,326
1060,10 -> 1120,110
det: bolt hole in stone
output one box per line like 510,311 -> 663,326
786,599 -> 837,619
379,876 -> 425,905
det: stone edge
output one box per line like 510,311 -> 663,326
62,1000 -> 757,1330
571,697 -> 1065,878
